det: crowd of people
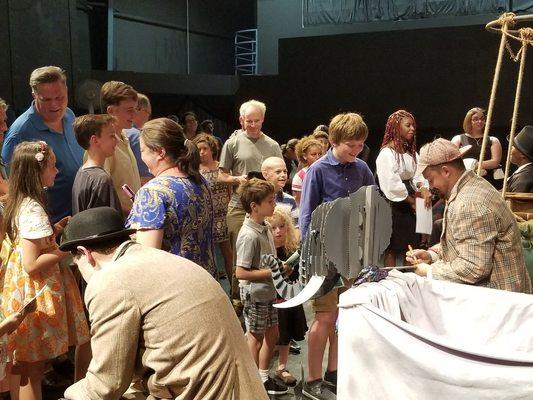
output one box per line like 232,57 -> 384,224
0,65 -> 530,400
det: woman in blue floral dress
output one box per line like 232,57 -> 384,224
126,118 -> 215,276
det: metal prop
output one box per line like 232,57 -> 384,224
273,185 -> 392,308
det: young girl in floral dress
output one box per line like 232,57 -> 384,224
0,141 -> 89,400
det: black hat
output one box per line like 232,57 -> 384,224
512,125 -> 533,160
59,207 -> 135,252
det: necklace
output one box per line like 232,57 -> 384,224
465,133 -> 483,146
158,165 -> 188,178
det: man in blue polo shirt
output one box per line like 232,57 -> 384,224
300,112 -> 375,400
2,66 -> 83,222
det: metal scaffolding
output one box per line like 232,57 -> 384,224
235,29 -> 257,75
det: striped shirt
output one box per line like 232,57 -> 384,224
291,167 -> 308,193
430,170 -> 531,293
275,190 -> 299,227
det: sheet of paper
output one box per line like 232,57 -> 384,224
416,197 -> 433,235
22,286 -> 47,312
274,276 -> 325,309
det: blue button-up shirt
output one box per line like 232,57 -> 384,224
299,148 -> 375,238
2,103 -> 83,222
124,127 -> 153,178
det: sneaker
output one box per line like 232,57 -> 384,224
302,379 -> 336,400
264,377 -> 288,395
323,370 -> 337,393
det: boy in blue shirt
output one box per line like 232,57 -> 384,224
300,112 -> 375,399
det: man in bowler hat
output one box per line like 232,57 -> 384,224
60,207 -> 268,400
508,125 -> 533,193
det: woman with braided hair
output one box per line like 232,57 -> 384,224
376,110 -> 432,267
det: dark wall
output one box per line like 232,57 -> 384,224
256,0 -> 502,75
239,24 -> 533,162
110,0 -> 253,75
1,0 -> 254,115
1,0 -> 76,110
0,2 -> 13,105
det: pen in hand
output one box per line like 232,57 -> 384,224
408,245 -> 419,265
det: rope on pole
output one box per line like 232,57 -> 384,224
477,13 -> 515,176
502,27 -> 533,197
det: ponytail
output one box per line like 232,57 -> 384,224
179,139 -> 202,184
141,118 -> 203,184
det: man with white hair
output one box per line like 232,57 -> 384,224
2,66 -> 83,222
219,99 -> 282,305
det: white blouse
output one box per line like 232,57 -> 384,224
376,147 -> 426,202
18,197 -> 53,239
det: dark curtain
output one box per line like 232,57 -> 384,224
302,0 -> 532,25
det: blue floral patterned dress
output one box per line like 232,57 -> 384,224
126,176 -> 216,276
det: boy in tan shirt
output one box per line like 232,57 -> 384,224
98,81 -> 141,214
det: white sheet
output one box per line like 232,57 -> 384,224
338,271 -> 533,399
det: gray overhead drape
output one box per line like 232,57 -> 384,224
303,0 -> 533,25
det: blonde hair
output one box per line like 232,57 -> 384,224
266,207 -> 299,253
29,66 -> 67,93
329,112 -> 368,144
0,98 -> 7,111
313,130 -> 329,141
463,107 -> 485,134
100,81 -> 138,110
136,93 -> 151,110
295,135 -> 323,164
239,99 -> 266,117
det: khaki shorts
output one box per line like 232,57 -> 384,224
311,280 -> 352,313
311,288 -> 339,313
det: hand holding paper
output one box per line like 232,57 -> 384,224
21,285 -> 47,314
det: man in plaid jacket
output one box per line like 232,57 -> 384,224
407,138 -> 531,294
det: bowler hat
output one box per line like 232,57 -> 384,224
512,125 -> 533,160
59,207 -> 135,252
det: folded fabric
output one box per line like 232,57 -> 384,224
338,271 -> 533,400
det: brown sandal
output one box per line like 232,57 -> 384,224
275,368 -> 297,386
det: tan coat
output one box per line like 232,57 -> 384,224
431,171 -> 531,293
64,242 -> 268,400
